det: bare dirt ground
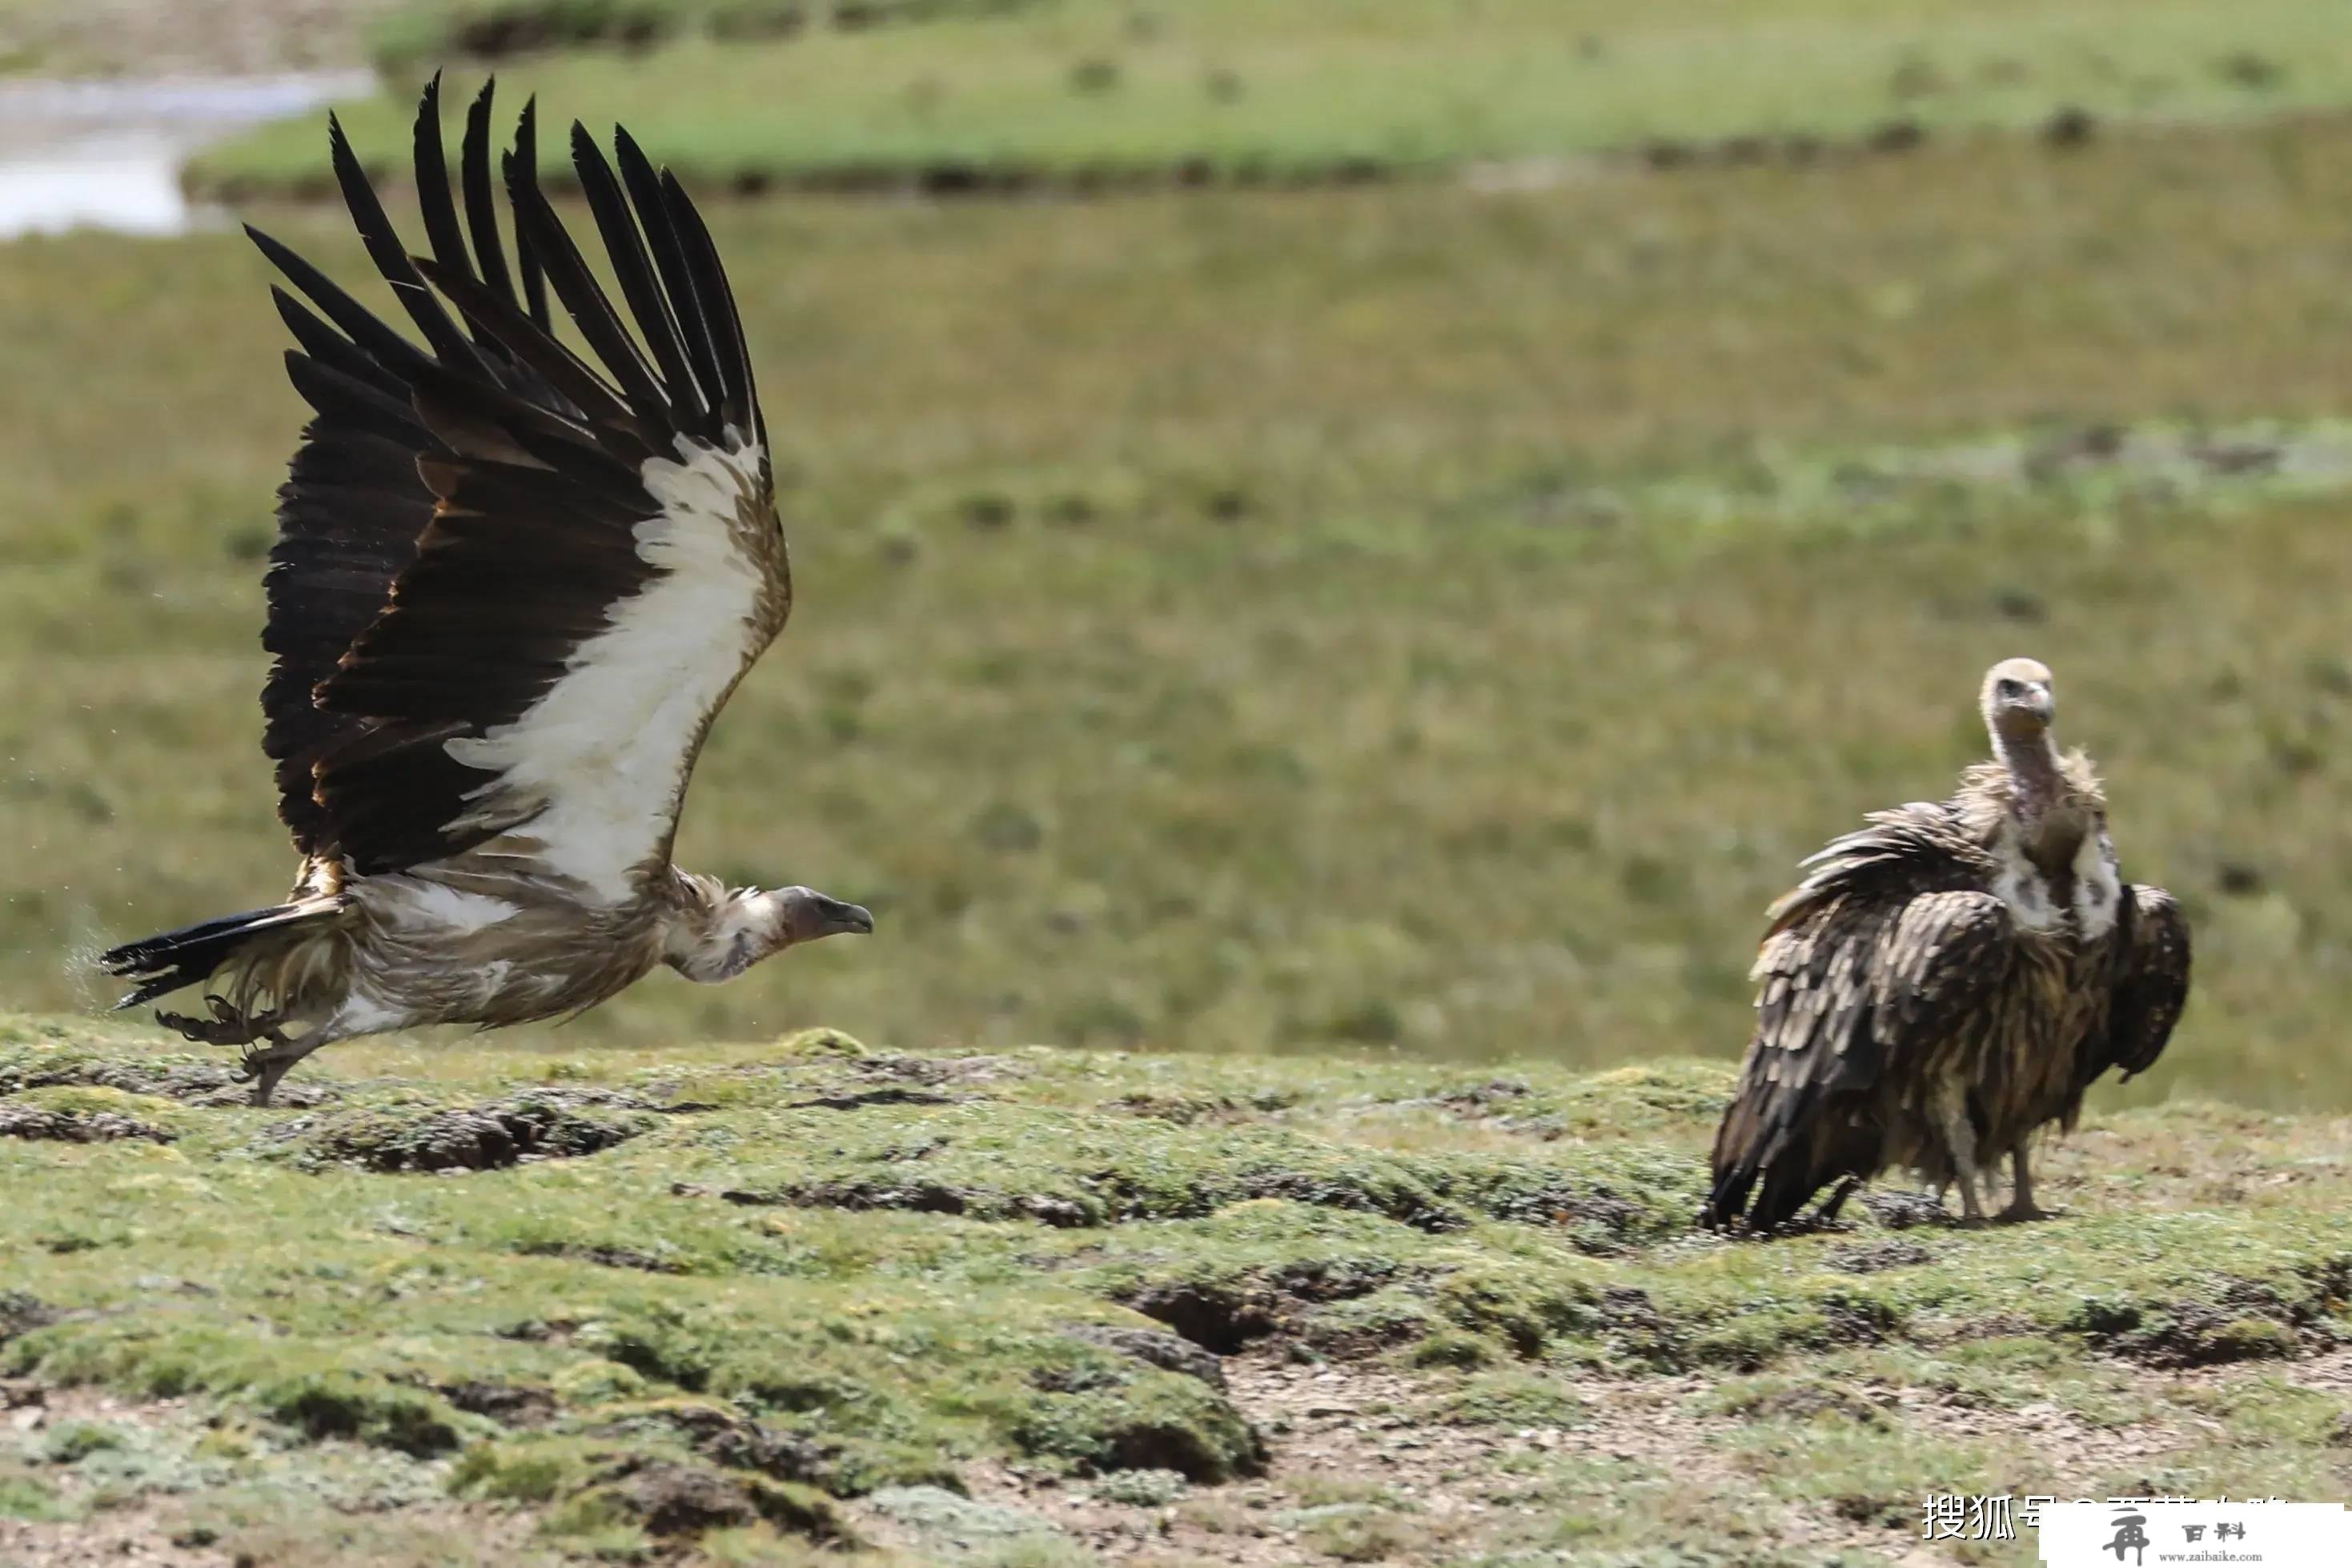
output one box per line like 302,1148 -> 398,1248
0,1382 -> 546,1568
939,1347 -> 2301,1567
0,1386 -> 241,1568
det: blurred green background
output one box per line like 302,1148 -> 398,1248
6,0 -> 2352,1105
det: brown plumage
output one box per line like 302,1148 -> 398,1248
1702,659 -> 2191,1234
96,78 -> 872,1105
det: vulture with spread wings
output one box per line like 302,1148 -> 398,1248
1701,659 -> 2190,1234
99,78 -> 872,1104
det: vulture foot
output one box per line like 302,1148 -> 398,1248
235,1032 -> 320,1109
1996,1201 -> 2063,1225
154,999 -> 312,1106
156,995 -> 281,1049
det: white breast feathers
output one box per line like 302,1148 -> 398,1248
1989,824 -> 2060,932
2072,827 -> 2123,940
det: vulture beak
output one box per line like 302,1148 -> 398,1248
2025,684 -> 2055,723
828,900 -> 877,936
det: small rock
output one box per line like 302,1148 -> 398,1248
0,1292 -> 57,1344
1092,1468 -> 1190,1507
2044,106 -> 2097,146
613,1462 -> 761,1536
439,1380 -> 558,1428
1064,1324 -> 1229,1390
1828,1240 -> 1936,1273
0,1105 -> 174,1145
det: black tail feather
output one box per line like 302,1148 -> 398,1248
97,904 -> 320,1012
1702,1125 -> 1870,1237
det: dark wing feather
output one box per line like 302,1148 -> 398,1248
1704,802 -> 2012,1234
409,75 -> 475,321
250,81 -> 785,887
327,112 -> 487,378
255,83 -> 530,856
259,319 -> 435,854
461,79 -> 521,317
2088,884 -> 2191,1085
508,98 -> 552,332
572,123 -> 708,429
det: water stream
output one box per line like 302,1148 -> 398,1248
0,72 -> 371,239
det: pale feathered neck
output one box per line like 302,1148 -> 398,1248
661,871 -> 774,982
1992,723 -> 2064,819
1959,740 -> 2105,870
1960,747 -> 2103,811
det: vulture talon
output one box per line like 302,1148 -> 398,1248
157,1007 -> 249,1048
87,79 -> 873,1109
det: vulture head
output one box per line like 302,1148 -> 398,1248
1980,656 -> 2056,746
773,886 -> 877,944
667,884 -> 874,983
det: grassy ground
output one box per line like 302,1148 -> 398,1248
10,6 -> 2352,1564
2,1017 -> 2346,1565
187,0 -> 2352,192
17,114 -> 2352,1104
0,0 -> 399,75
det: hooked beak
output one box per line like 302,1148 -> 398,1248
829,900 -> 876,936
2024,684 -> 2055,723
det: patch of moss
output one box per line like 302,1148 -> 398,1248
1425,1369 -> 1591,1429
1009,1365 -> 1265,1481
253,1371 -> 468,1456
0,1470 -> 70,1522
41,1418 -> 126,1462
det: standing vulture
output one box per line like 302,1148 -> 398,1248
98,78 -> 872,1105
1702,659 -> 2190,1233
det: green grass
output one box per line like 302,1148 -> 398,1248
0,1021 -> 2346,1561
191,0 -> 2352,193
19,114 -> 2352,1104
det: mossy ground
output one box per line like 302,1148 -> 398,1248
2,1017 -> 2346,1563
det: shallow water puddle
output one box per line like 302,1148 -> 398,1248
0,73 -> 370,239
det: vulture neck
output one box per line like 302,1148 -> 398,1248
661,872 -> 775,984
1991,720 -> 2080,869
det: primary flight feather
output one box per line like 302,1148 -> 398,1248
98,78 -> 872,1105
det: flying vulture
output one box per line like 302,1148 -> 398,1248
98,78 -> 872,1105
1702,659 -> 2190,1233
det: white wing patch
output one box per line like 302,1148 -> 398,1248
2073,827 -> 2123,940
367,877 -> 519,935
444,439 -> 771,904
